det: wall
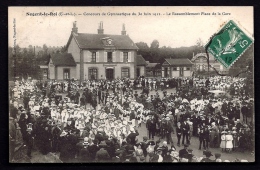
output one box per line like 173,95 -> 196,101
83,50 -> 135,63
137,66 -> 145,76
80,49 -> 136,79
183,70 -> 191,77
48,59 -> 55,79
172,71 -> 179,77
67,37 -> 80,62
56,66 -> 76,80
75,63 -> 80,80
83,63 -> 135,79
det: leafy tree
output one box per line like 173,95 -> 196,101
150,39 -> 159,49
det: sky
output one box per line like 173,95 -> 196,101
8,6 -> 253,48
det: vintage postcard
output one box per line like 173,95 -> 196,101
8,6 -> 254,163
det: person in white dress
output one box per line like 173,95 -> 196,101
225,131 -> 233,153
220,131 -> 227,152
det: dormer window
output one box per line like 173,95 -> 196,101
107,39 -> 112,45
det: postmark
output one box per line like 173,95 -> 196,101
205,20 -> 253,68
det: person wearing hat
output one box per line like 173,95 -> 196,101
214,153 -> 222,162
126,127 -> 139,146
24,124 -> 34,159
78,138 -> 91,162
170,148 -> 179,162
181,119 -> 190,145
95,141 -> 110,162
87,139 -> 100,162
220,131 -> 227,152
176,122 -> 182,147
183,148 -> 194,162
232,130 -> 239,151
135,142 -> 145,162
111,149 -> 122,162
165,116 -> 174,145
179,144 -> 189,159
18,112 -> 28,141
146,115 -> 156,140
200,150 -> 213,162
225,131 -> 233,153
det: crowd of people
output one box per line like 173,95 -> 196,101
9,75 -> 254,162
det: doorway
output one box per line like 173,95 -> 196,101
179,67 -> 184,77
106,68 -> 114,80
164,67 -> 168,77
137,68 -> 140,77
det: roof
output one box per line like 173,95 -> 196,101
50,53 -> 76,67
136,55 -> 147,66
146,61 -> 160,68
164,58 -> 193,66
38,60 -> 49,66
191,53 -> 216,61
67,33 -> 138,50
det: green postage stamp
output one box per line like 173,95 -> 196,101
205,20 -> 253,68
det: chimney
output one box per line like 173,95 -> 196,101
72,21 -> 78,34
121,23 -> 126,35
98,21 -> 104,34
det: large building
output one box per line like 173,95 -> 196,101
48,21 -> 139,81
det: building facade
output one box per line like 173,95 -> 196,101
191,53 -> 229,73
161,58 -> 193,78
136,55 -> 147,77
145,61 -> 161,77
48,53 -> 77,80
63,21 -> 138,81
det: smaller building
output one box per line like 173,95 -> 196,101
48,53 -> 77,80
145,61 -> 161,77
161,58 -> 193,78
191,53 -> 229,74
38,60 -> 49,80
136,55 -> 147,77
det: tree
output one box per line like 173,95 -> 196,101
150,39 -> 159,49
135,42 -> 149,49
43,44 -> 48,55
60,45 -> 67,53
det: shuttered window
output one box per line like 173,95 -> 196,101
128,52 -> 131,62
112,52 -> 116,62
123,52 -> 128,62
104,52 -> 107,62
120,52 -> 123,62
121,67 -> 130,78
91,52 -> 96,62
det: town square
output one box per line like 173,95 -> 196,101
8,7 -> 254,163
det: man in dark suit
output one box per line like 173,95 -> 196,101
88,139 -> 100,162
181,119 -> 190,145
165,117 -> 174,144
215,115 -> 224,126
146,116 -> 156,140
191,112 -> 200,136
205,115 -> 215,126
179,144 -> 189,159
127,127 -> 139,145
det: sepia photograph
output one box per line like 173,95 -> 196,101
8,6 -> 254,163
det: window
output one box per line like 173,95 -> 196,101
63,69 -> 70,80
186,67 -> 190,71
172,67 -> 177,71
121,67 -> 130,78
107,52 -> 112,62
91,52 -> 96,62
123,52 -> 128,62
89,68 -> 98,80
